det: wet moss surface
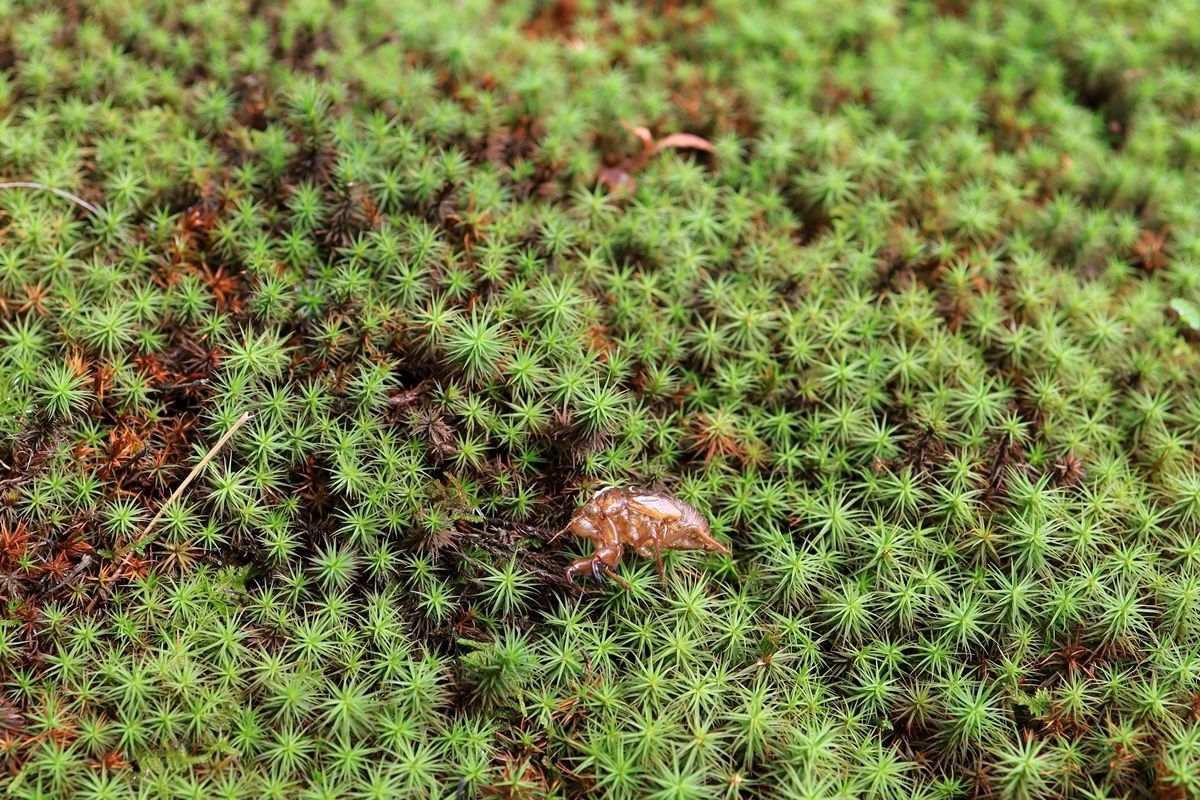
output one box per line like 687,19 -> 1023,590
1,1 -> 1200,797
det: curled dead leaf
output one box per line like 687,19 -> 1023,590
651,132 -> 716,155
598,166 -> 637,194
620,120 -> 655,152
600,122 -> 716,193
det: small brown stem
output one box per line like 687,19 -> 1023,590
115,412 -> 252,559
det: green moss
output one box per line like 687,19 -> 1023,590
1,0 -> 1200,797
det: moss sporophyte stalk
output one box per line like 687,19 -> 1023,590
1,0 -> 1200,798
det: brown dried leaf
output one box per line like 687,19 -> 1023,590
598,167 -> 636,194
388,380 -> 431,408
651,132 -> 716,155
0,698 -> 23,733
620,120 -> 655,152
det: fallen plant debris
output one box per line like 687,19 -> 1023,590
0,182 -> 103,217
598,120 -> 716,193
0,0 -> 1199,798
113,410 -> 253,559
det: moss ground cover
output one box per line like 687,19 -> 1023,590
1,0 -> 1199,797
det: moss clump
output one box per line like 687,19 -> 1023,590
2,0 -> 1200,798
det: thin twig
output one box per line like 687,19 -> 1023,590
0,181 -> 102,216
39,554 -> 92,598
114,411 -> 252,559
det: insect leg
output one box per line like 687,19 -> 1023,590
598,559 -> 632,590
647,523 -> 665,581
593,542 -> 628,588
566,555 -> 598,585
563,514 -> 605,585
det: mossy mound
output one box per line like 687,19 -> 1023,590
1,1 -> 1200,798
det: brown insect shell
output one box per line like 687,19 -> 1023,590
570,487 -> 730,556
568,486 -> 630,546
